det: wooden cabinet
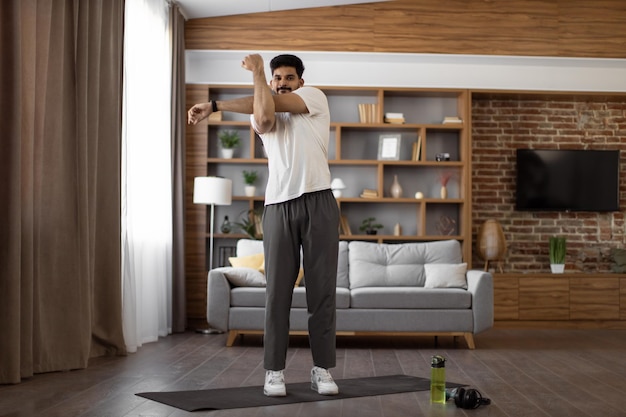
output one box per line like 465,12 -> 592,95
185,84 -> 472,324
493,275 -> 519,320
518,277 -> 569,320
494,273 -> 626,328
569,277 -> 620,320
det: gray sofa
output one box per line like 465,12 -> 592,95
207,239 -> 493,349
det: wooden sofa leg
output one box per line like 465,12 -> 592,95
464,333 -> 475,349
226,330 -> 239,347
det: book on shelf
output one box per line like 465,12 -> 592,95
384,112 -> 405,124
442,116 -> 463,124
411,136 -> 422,161
360,188 -> 379,198
358,103 -> 378,123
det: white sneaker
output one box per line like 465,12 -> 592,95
264,370 -> 286,397
311,366 -> 339,395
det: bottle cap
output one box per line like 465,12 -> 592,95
431,355 -> 446,368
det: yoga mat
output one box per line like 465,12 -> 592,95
137,374 -> 463,412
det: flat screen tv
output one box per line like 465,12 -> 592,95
516,149 -> 620,212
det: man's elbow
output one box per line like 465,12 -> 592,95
254,116 -> 274,134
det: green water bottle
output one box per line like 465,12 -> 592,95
430,355 -> 446,404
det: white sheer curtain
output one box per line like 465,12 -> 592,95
122,0 -> 173,352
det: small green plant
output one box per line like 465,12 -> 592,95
243,170 -> 258,186
218,130 -> 240,149
359,217 -> 383,235
549,236 -> 566,264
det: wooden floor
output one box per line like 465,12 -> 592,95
2,328 -> 626,417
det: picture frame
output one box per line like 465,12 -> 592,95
378,134 -> 401,160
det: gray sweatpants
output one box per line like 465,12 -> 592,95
262,189 -> 339,371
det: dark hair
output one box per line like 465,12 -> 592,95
270,54 -> 305,78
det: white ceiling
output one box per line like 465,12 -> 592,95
175,0 -> 390,19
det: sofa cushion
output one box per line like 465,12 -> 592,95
348,240 -> 463,289
228,252 -> 265,271
350,287 -> 471,309
336,241 -> 350,288
424,263 -> 468,289
235,239 -> 350,288
236,239 -> 264,257
224,267 -> 266,287
230,287 -> 351,309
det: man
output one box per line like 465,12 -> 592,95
188,54 -> 340,397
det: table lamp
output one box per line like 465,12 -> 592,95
330,178 -> 346,198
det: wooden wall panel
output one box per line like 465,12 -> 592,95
558,1 -> 626,58
185,85 -> 210,326
185,5 -> 375,52
622,278 -> 626,320
372,0 -> 559,56
185,0 -> 626,58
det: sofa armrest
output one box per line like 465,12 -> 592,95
466,270 -> 494,334
206,267 -> 232,332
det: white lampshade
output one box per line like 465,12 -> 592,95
330,178 -> 346,190
193,176 -> 232,206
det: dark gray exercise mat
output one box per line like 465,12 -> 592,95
137,374 -> 463,412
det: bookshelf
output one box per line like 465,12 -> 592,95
185,84 -> 472,323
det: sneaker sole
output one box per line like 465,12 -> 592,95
264,388 -> 286,397
311,382 -> 339,396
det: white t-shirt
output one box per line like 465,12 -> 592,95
251,86 -> 331,205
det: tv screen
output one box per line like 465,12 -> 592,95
516,149 -> 620,212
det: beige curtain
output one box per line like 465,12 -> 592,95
170,3 -> 187,333
0,0 -> 126,384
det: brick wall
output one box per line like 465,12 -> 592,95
471,94 -> 626,273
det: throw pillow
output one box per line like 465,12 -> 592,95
229,254 -> 304,287
261,260 -> 304,286
424,263 -> 468,289
224,268 -> 266,287
228,253 -> 264,271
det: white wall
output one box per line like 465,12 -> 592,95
186,50 -> 626,92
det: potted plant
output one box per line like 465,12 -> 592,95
218,130 -> 240,159
243,170 -> 258,197
549,236 -> 566,273
359,217 -> 383,235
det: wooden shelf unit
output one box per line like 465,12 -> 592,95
185,84 -> 472,323
493,273 -> 626,329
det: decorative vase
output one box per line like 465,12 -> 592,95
220,216 -> 231,234
477,219 -> 507,272
244,185 -> 256,197
221,148 -> 234,159
390,175 -> 403,198
394,223 -> 402,236
440,185 -> 448,199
